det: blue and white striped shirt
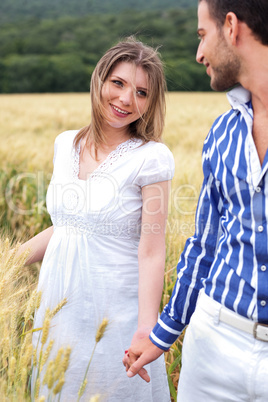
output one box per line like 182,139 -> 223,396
151,86 -> 268,350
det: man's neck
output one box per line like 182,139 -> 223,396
239,43 -> 268,115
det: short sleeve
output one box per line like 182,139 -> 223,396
51,130 -> 78,178
134,142 -> 175,187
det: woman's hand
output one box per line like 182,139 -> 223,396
122,335 -> 164,383
123,326 -> 152,374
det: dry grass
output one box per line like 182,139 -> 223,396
0,237 -> 108,401
0,91 -> 230,400
0,93 -> 91,171
0,92 -> 229,172
164,92 -> 229,263
0,238 -> 35,400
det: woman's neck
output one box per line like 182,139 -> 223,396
99,124 -> 131,151
82,126 -> 132,161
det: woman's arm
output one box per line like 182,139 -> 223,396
132,180 -> 171,344
19,225 -> 54,265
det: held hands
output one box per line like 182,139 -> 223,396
122,330 -> 164,383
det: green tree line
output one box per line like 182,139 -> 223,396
0,8 -> 211,93
0,0 -> 197,22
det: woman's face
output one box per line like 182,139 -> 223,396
101,61 -> 149,131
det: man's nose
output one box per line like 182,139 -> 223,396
196,42 -> 204,64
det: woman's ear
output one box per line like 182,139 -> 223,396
224,12 -> 239,46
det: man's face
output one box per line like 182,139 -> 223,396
196,0 -> 241,91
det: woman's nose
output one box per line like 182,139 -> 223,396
119,88 -> 133,106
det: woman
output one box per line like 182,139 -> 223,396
23,37 -> 174,401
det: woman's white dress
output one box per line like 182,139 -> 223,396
33,130 -> 174,401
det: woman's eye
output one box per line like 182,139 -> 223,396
137,90 -> 147,97
112,80 -> 123,87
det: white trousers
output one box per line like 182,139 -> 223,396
177,292 -> 268,401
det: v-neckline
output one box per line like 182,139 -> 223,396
73,137 -> 142,182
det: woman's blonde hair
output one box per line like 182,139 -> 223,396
74,36 -> 167,153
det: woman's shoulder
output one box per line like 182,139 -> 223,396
140,140 -> 174,159
132,140 -> 175,186
55,129 -> 79,146
52,130 -> 79,165
143,140 -> 171,150
138,140 -> 174,170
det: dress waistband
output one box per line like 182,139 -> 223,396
51,214 -> 140,240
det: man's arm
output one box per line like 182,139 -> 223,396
150,141 -> 223,351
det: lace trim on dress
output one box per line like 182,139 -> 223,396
52,214 -> 141,239
72,138 -> 142,182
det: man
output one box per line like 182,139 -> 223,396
123,0 -> 268,400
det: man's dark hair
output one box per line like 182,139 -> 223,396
199,0 -> 268,45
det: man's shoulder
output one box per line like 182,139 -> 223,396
207,107 -> 238,142
202,106 -> 240,157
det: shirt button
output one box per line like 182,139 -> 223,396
261,300 -> 266,307
256,186 -> 261,193
258,225 -> 264,232
261,265 -> 267,272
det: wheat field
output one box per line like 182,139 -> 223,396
0,92 -> 230,401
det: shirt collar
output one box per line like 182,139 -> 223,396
226,85 -> 251,109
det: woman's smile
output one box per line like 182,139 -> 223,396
110,103 -> 132,117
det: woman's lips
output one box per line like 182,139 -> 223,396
110,104 -> 131,117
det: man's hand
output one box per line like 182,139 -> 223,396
123,336 -> 164,382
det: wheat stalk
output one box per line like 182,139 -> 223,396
77,318 -> 108,401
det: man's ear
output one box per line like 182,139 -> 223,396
224,12 -> 239,45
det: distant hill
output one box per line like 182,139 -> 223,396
0,2 -> 211,93
0,0 -> 197,22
